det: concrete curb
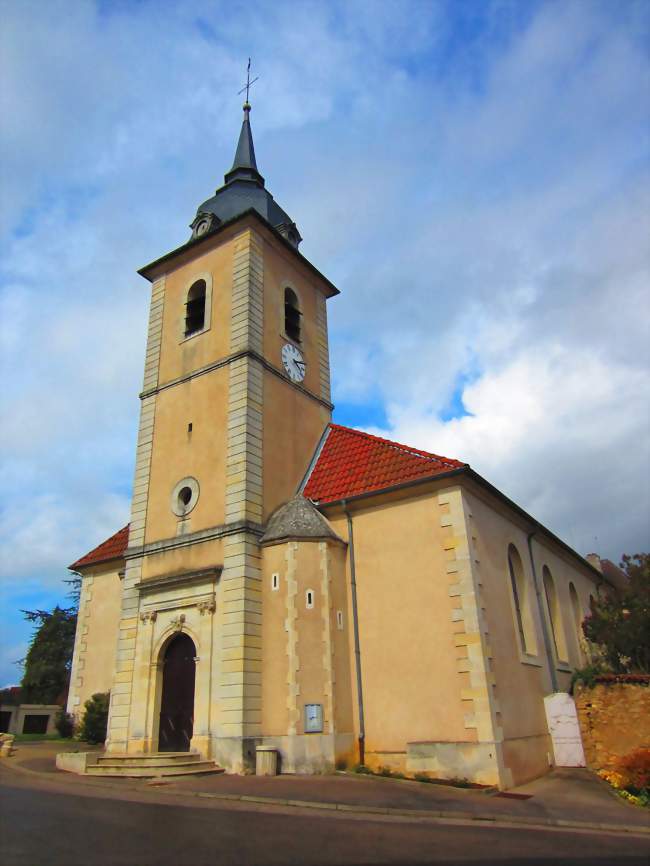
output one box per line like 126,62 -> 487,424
2,757 -> 648,837
183,789 -> 650,836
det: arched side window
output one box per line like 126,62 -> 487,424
542,566 -> 568,662
508,544 -> 537,655
569,582 -> 585,663
284,287 -> 301,343
185,279 -> 206,336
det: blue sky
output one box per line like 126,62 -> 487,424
1,0 -> 649,687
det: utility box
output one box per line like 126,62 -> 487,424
256,746 -> 278,776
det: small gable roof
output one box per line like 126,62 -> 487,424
303,424 -> 466,505
69,524 -> 130,571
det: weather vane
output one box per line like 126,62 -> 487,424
238,58 -> 259,105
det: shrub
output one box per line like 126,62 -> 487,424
79,692 -> 110,744
54,707 -> 74,739
599,749 -> 650,808
614,749 -> 650,792
570,663 -> 609,693
352,763 -> 371,774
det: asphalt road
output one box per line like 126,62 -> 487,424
0,777 -> 648,866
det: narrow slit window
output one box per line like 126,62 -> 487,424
306,589 -> 314,609
284,287 -> 301,343
271,573 -> 279,591
336,610 -> 343,630
185,279 -> 206,336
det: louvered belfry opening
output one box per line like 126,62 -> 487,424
284,287 -> 301,342
185,279 -> 206,336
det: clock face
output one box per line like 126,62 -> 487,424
282,343 -> 306,383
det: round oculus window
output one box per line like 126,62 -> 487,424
170,477 -> 200,517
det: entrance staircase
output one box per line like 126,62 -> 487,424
86,752 -> 224,778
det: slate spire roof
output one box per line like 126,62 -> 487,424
302,424 -> 467,505
192,102 -> 302,247
224,103 -> 264,186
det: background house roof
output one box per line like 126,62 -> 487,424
302,424 -> 466,505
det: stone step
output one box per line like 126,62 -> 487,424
96,752 -> 203,767
87,760 -> 223,778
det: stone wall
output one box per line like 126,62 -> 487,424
575,677 -> 650,769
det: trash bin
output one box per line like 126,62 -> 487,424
256,746 -> 278,776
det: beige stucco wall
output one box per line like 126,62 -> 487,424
156,233 -> 234,387
67,561 -> 122,718
144,372 -> 229,544
260,538 -> 353,772
262,373 -> 329,520
261,543 -> 291,736
261,236 -> 323,396
259,236 -> 332,520
141,218 -> 332,546
463,484 -> 602,784
141,537 -> 225,582
325,491 -> 471,771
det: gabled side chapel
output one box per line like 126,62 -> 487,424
67,101 -> 612,788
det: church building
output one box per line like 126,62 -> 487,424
67,100 -> 611,789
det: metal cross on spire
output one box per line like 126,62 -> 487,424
238,58 -> 259,106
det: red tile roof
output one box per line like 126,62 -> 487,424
69,428 -> 463,567
303,424 -> 466,505
69,524 -> 130,570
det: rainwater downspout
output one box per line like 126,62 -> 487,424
343,501 -> 365,766
527,526 -> 559,694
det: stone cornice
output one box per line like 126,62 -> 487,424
137,208 -> 340,298
139,347 -> 333,412
124,519 -> 265,560
135,567 -> 220,594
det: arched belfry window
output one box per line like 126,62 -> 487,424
284,287 -> 301,343
185,279 -> 206,337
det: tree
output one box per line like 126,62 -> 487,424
583,553 -> 650,673
20,606 -> 78,704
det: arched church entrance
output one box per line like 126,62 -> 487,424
158,632 -> 196,752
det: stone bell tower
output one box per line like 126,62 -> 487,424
104,99 -> 339,771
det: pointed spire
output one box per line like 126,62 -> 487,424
224,103 -> 265,187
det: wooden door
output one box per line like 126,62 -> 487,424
158,633 -> 196,752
